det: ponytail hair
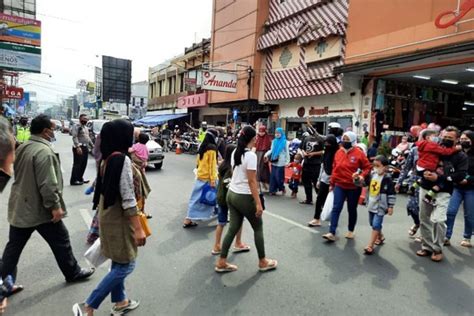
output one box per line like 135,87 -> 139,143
234,125 -> 256,167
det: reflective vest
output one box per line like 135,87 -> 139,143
16,126 -> 31,143
198,129 -> 206,143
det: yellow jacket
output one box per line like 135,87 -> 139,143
196,150 -> 217,183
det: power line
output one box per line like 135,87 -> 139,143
36,12 -> 81,23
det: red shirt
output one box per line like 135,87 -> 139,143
416,140 -> 457,171
288,162 -> 303,181
330,147 -> 372,189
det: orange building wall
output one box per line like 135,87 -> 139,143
209,0 -> 269,104
345,0 -> 474,65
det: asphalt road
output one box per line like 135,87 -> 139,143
0,134 -> 472,316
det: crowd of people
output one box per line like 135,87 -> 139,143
182,119 -> 473,271
0,112 -> 473,314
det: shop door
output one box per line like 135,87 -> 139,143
334,117 -> 352,131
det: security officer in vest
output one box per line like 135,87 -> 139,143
15,116 -> 30,147
198,121 -> 208,143
70,114 -> 93,186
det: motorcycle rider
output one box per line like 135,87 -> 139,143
15,116 -> 30,147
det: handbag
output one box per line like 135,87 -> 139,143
138,211 -> 152,237
84,238 -> 109,268
200,182 -> 217,206
321,191 -> 334,222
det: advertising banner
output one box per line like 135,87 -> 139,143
202,71 -> 237,93
177,92 -> 207,109
0,13 -> 41,46
3,85 -> 24,99
0,42 -> 41,73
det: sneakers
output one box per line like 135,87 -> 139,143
345,231 -> 355,239
111,300 -> 140,315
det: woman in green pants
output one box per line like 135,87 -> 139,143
215,126 -> 278,273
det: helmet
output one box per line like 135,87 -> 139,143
328,122 -> 341,129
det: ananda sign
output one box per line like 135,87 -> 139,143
202,71 -> 237,93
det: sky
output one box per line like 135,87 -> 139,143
19,0 -> 213,106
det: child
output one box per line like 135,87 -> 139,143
412,129 -> 459,206
212,144 -> 248,255
130,132 -> 149,171
287,153 -> 303,198
364,155 -> 396,255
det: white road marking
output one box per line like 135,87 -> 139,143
264,210 -> 320,234
79,209 -> 93,228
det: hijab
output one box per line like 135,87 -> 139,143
343,131 -> 357,146
323,134 -> 338,175
93,119 -> 134,210
256,126 -> 272,151
271,127 -> 287,160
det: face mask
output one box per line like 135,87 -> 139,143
294,160 -> 301,164
0,170 -> 11,193
275,134 -> 281,139
461,141 -> 471,149
342,141 -> 352,150
430,136 -> 440,143
441,139 -> 454,148
46,129 -> 56,143
375,167 -> 385,175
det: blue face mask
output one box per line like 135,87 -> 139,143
431,136 -> 440,143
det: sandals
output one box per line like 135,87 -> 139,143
232,245 -> 251,253
308,219 -> 321,227
6,285 -> 24,297
183,221 -> 198,228
259,259 -> 278,272
460,239 -> 472,248
364,246 -> 374,255
215,263 -> 238,273
408,225 -> 419,237
416,249 -> 432,257
431,252 -> 443,262
211,249 -> 221,256
374,237 -> 385,245
322,233 -> 336,242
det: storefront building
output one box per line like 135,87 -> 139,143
337,0 -> 474,140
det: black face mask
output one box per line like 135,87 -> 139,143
0,170 -> 11,193
461,141 -> 472,149
441,139 -> 455,148
342,141 -> 352,150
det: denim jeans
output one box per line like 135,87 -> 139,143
446,188 -> 474,240
269,166 -> 285,194
369,212 -> 384,231
217,205 -> 229,226
86,261 -> 136,309
329,185 -> 362,235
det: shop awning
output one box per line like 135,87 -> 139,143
134,113 -> 188,126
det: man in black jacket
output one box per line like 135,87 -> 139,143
416,126 -> 468,262
299,129 -> 324,205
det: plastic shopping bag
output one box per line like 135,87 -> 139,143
321,191 -> 334,222
84,238 -> 109,268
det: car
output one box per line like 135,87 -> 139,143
61,120 -> 71,134
69,119 -> 80,135
51,119 -> 62,131
86,119 -> 109,144
146,136 -> 165,169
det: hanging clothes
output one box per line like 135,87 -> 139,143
375,80 -> 386,110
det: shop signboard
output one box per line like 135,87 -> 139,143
0,13 -> 41,46
0,42 -> 40,73
309,106 -> 329,116
177,92 -> 207,109
86,82 -> 96,93
2,85 -> 23,99
202,71 -> 237,93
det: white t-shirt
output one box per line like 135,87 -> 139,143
229,150 -> 257,195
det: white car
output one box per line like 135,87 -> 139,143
146,137 -> 165,170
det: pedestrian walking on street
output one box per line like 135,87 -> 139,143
70,114 -> 93,185
255,125 -> 272,190
1,115 -> 95,286
444,130 -> 474,248
212,144 -> 249,255
416,126 -> 468,262
322,131 -> 372,242
287,153 -> 303,198
73,119 -> 147,316
215,126 -> 277,273
265,127 -> 289,195
299,128 -> 324,204
0,117 -> 23,314
308,134 -> 338,227
183,128 -> 220,228
363,155 -> 396,255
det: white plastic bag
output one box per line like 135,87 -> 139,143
321,191 -> 334,222
84,238 -> 109,268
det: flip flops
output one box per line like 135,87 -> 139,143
183,222 -> 198,229
232,245 -> 251,253
211,249 -> 221,255
374,237 -> 385,245
259,259 -> 278,272
215,263 -> 238,273
364,246 -> 374,255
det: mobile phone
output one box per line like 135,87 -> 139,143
0,170 -> 11,193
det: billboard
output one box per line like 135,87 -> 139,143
3,85 -> 24,99
102,56 -> 131,103
0,13 -> 41,46
0,42 -> 40,73
202,71 -> 237,93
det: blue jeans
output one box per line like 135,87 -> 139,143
86,261 -> 136,309
329,185 -> 362,235
269,166 -> 285,194
217,205 -> 228,226
369,212 -> 384,231
446,188 -> 474,239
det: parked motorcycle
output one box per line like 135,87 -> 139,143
388,148 -> 410,191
